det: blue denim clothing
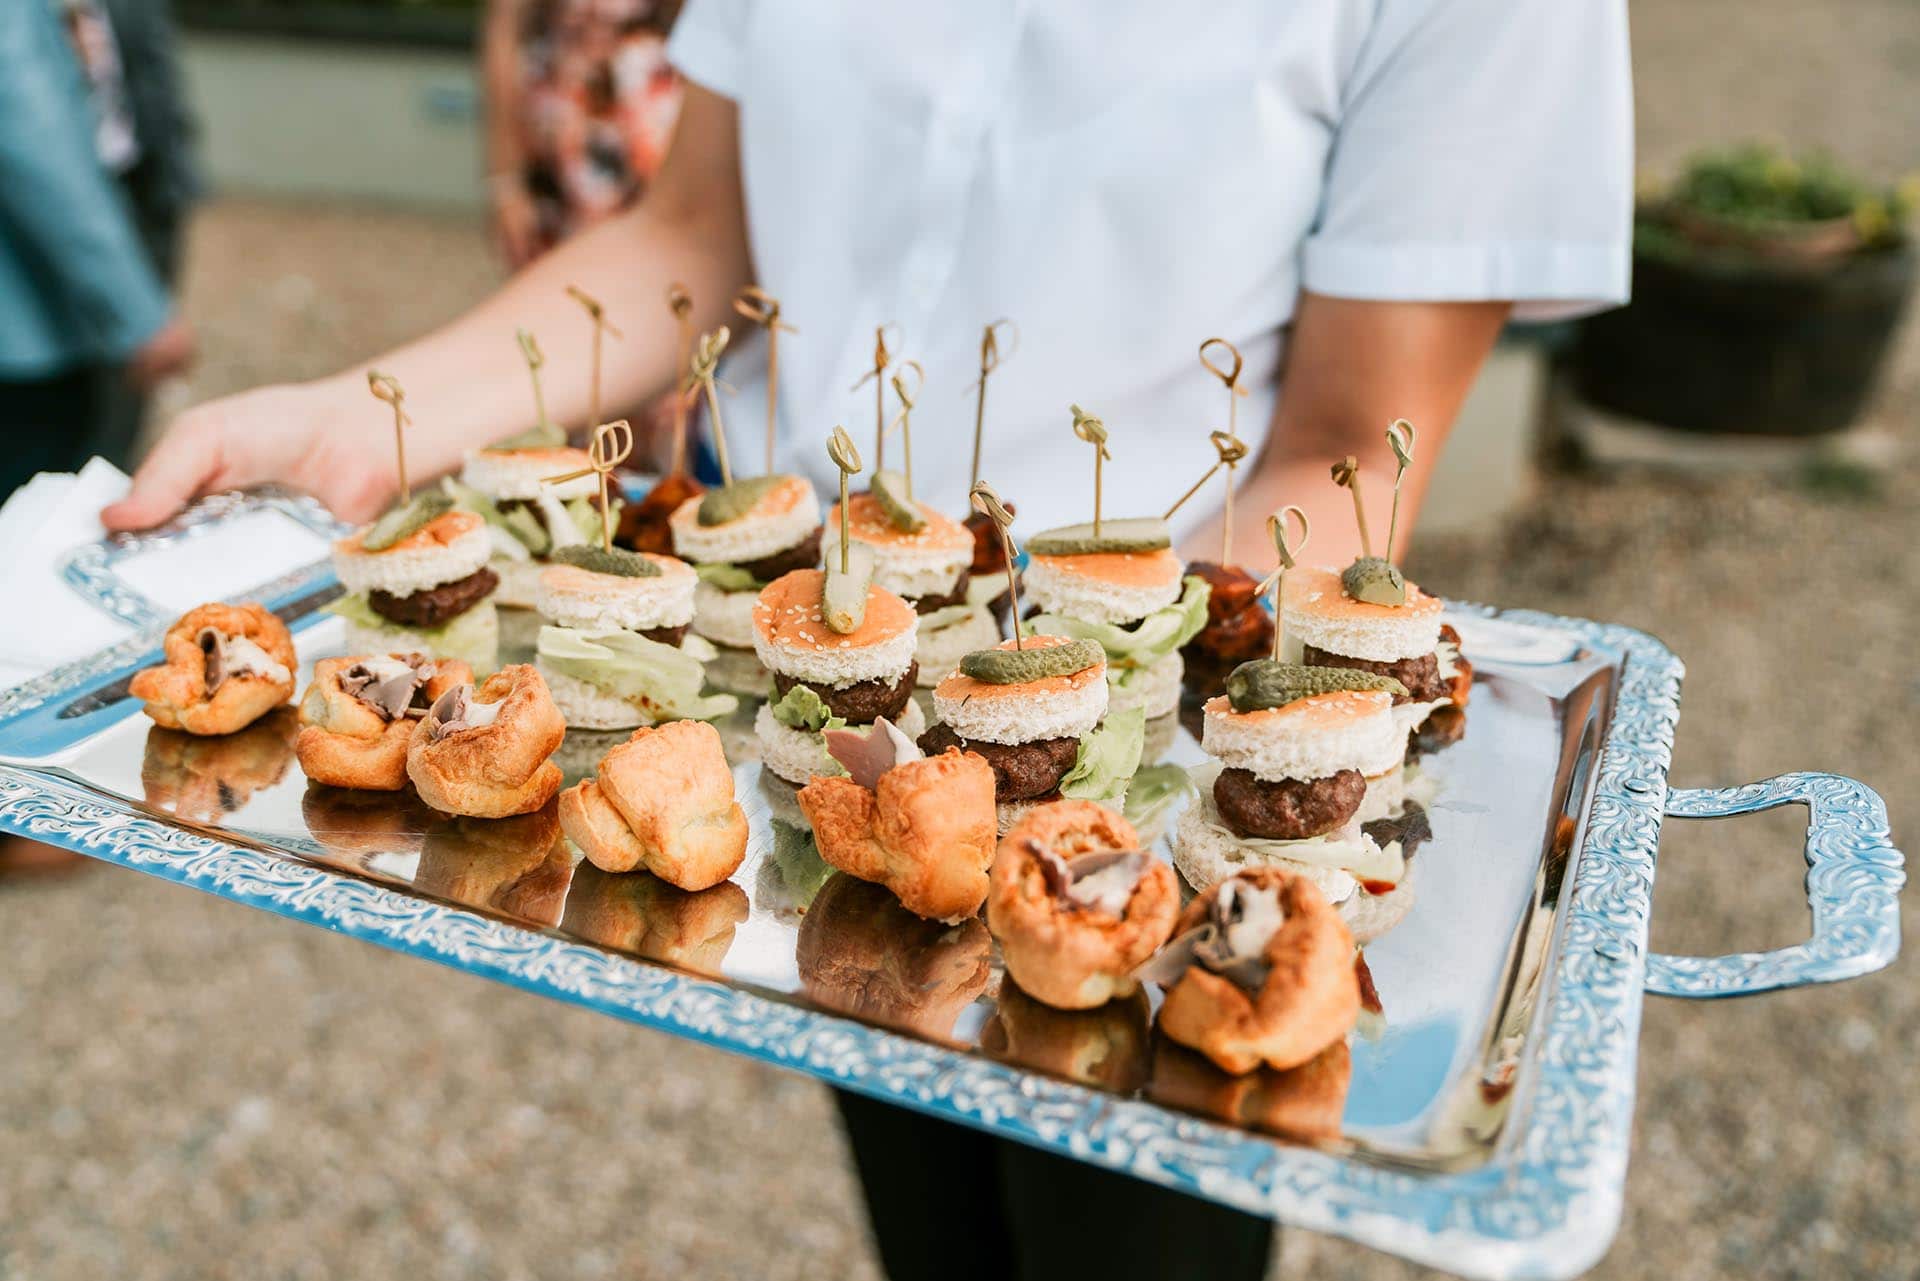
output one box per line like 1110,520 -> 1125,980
0,3 -> 172,379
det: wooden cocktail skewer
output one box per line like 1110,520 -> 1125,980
849,324 -> 897,471
732,286 -> 796,475
516,330 -> 552,431
1070,405 -> 1111,537
886,359 -> 925,500
665,284 -> 695,476
1382,419 -> 1417,561
367,370 -> 412,502
1330,456 -> 1373,559
544,420 -> 634,552
1163,430 -> 1249,521
966,319 -> 1017,490
687,327 -> 735,487
1198,337 -> 1249,564
566,285 -> 622,441
827,427 -> 862,575
1253,505 -> 1311,663
970,481 -> 1023,650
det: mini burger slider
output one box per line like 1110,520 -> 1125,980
670,474 -> 822,651
1024,517 -> 1210,721
329,493 -> 500,669
920,635 -> 1144,832
130,602 -> 296,735
1283,566 -> 1469,742
1137,864 -> 1360,1076
798,715 -> 997,922
752,560 -> 925,785
532,544 -> 736,729
296,652 -> 470,790
406,664 -> 565,818
446,422 -> 609,608
986,800 -> 1179,1010
1173,660 -> 1415,944
823,475 -> 999,687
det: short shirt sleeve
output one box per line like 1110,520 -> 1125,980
1301,0 -> 1633,321
666,0 -> 752,99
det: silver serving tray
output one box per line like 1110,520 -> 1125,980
0,493 -> 1902,1280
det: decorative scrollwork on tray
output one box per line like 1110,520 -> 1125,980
0,604 -> 1702,1280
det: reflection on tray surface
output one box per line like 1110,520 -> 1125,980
414,804 -> 573,928
979,982 -> 1152,1095
562,861 -> 749,976
1149,1038 -> 1352,1144
797,873 -> 992,1043
141,708 -> 298,822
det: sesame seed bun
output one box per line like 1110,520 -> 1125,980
1200,691 -> 1404,783
755,697 -> 927,785
1355,763 -> 1407,824
458,447 -> 597,501
932,635 -> 1108,745
1024,549 -> 1184,625
491,556 -> 544,609
333,510 -> 491,598
1170,800 -> 1358,903
535,556 -> 696,632
751,569 -> 918,687
994,793 -> 1123,836
1106,650 -> 1183,720
822,496 -> 971,599
669,475 -> 820,565
1282,566 -> 1444,663
537,661 -> 684,730
1339,874 -> 1415,945
912,606 -> 1001,688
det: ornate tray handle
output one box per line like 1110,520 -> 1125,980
1647,772 -> 1905,998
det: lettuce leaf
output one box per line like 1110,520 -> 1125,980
696,563 -> 766,592
1059,705 -> 1145,805
565,495 -> 616,545
325,593 -> 499,669
1122,762 -> 1193,830
442,477 -> 549,555
770,820 -> 835,906
1029,575 -> 1210,674
766,683 -> 845,733
536,625 -> 737,722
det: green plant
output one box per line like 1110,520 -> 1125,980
1640,142 -> 1916,256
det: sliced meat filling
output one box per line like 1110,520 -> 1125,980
772,662 -> 918,724
367,566 -> 499,628
735,526 -> 823,583
911,567 -> 970,614
1213,767 -> 1365,841
1301,644 -> 1449,704
916,723 -> 1078,801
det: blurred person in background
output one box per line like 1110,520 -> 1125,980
483,0 -> 683,269
0,0 -> 196,503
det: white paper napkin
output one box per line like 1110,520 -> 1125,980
0,460 -> 332,690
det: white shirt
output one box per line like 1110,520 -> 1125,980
668,0 -> 1632,535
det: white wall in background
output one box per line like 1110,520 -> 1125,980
181,34 -> 483,211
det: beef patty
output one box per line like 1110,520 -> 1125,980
912,568 -> 971,613
773,662 -> 918,724
639,623 -> 689,648
368,567 -> 499,629
1301,644 -> 1449,704
917,723 -> 1079,801
736,526 -> 823,583
1213,767 -> 1365,841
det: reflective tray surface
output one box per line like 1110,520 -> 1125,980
0,594 -> 1689,1281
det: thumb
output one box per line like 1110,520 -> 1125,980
100,424 -> 225,531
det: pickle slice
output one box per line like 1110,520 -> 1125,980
959,638 -> 1105,684
482,421 -> 568,453
1026,517 -> 1171,556
361,492 -> 455,552
1224,659 -> 1406,713
1341,556 -> 1409,606
822,542 -> 877,634
549,544 -> 662,578
698,475 -> 788,527
869,470 -> 927,533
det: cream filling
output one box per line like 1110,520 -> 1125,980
222,634 -> 291,685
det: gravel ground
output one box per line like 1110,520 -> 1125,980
4,5 -> 1917,1278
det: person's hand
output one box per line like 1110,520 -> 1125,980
125,315 -> 196,391
101,378 -> 395,531
489,177 -> 543,269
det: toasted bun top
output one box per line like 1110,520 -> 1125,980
753,569 -> 917,651
670,473 -> 814,531
932,634 -> 1106,704
827,495 -> 973,556
1283,566 -> 1443,621
538,554 -> 694,600
1026,548 -> 1184,593
335,509 -> 483,559
1202,689 -> 1393,733
458,447 -> 597,500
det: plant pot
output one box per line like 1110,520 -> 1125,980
1572,240 -> 1915,436
1663,206 -> 1863,265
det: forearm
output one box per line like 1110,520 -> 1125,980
1188,293 -> 1510,570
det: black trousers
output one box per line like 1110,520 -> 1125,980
835,1090 -> 1273,1281
0,368 -> 103,502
